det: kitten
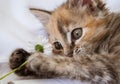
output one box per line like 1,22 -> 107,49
9,0 -> 120,84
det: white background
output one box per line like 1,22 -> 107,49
0,0 -> 120,62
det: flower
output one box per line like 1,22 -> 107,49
27,35 -> 52,55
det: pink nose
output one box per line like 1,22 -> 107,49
65,51 -> 73,57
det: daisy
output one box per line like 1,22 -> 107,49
27,35 -> 52,55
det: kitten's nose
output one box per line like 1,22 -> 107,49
65,51 -> 73,57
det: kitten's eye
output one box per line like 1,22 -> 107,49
71,28 -> 82,40
53,41 -> 63,50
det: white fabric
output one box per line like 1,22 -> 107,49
8,79 -> 89,84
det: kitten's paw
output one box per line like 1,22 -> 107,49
9,48 -> 33,76
27,53 -> 52,73
9,48 -> 30,69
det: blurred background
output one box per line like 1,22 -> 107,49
0,0 -> 120,62
0,0 -> 66,62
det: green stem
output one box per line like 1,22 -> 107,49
0,61 -> 28,80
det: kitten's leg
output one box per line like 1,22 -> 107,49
9,48 -> 36,76
9,50 -> 118,84
27,53 -> 118,83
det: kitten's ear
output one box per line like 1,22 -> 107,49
67,0 -> 83,8
30,8 -> 51,26
68,0 -> 106,16
68,0 -> 105,9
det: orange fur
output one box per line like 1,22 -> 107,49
9,0 -> 120,83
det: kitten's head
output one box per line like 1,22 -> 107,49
31,0 -> 109,57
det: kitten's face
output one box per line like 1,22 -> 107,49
31,0 -> 108,57
47,7 -> 107,57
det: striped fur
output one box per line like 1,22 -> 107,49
9,0 -> 120,84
